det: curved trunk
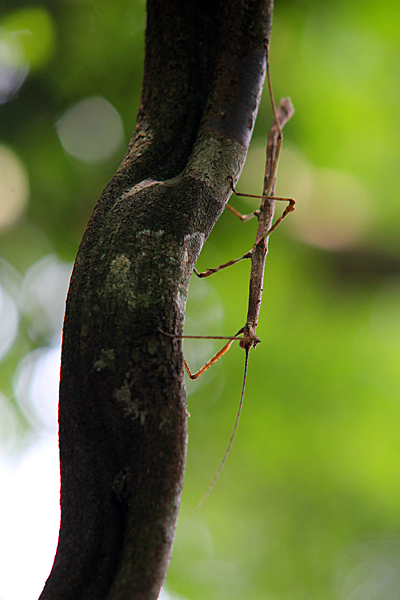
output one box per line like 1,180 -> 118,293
40,1 -> 274,598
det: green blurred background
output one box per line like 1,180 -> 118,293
1,0 -> 400,599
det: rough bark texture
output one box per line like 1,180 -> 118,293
40,1 -> 274,599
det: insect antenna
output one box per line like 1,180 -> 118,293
196,347 -> 250,510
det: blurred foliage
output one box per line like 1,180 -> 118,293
1,0 -> 400,599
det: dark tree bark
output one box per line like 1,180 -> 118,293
40,1 -> 274,599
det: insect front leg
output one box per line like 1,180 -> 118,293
184,338 -> 236,380
160,329 -> 247,379
193,249 -> 253,278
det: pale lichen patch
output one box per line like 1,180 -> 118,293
185,132 -> 246,197
110,254 -> 131,273
183,232 -> 205,264
105,254 -> 137,308
94,348 -> 115,371
114,381 -> 132,404
136,229 -> 165,238
176,290 -> 186,313
114,383 -> 143,423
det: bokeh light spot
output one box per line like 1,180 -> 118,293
0,144 -> 29,229
0,392 -> 18,452
14,345 -> 60,432
0,7 -> 56,71
0,283 -> 18,362
56,97 -> 124,163
19,255 -> 72,345
336,538 -> 400,600
0,29 -> 28,102
297,167 -> 374,250
13,255 -> 72,431
276,145 -> 374,250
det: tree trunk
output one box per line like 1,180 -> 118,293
39,1 -> 273,598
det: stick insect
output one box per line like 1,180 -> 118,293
162,48 -> 295,507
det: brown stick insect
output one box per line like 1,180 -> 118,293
162,49 -> 295,506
